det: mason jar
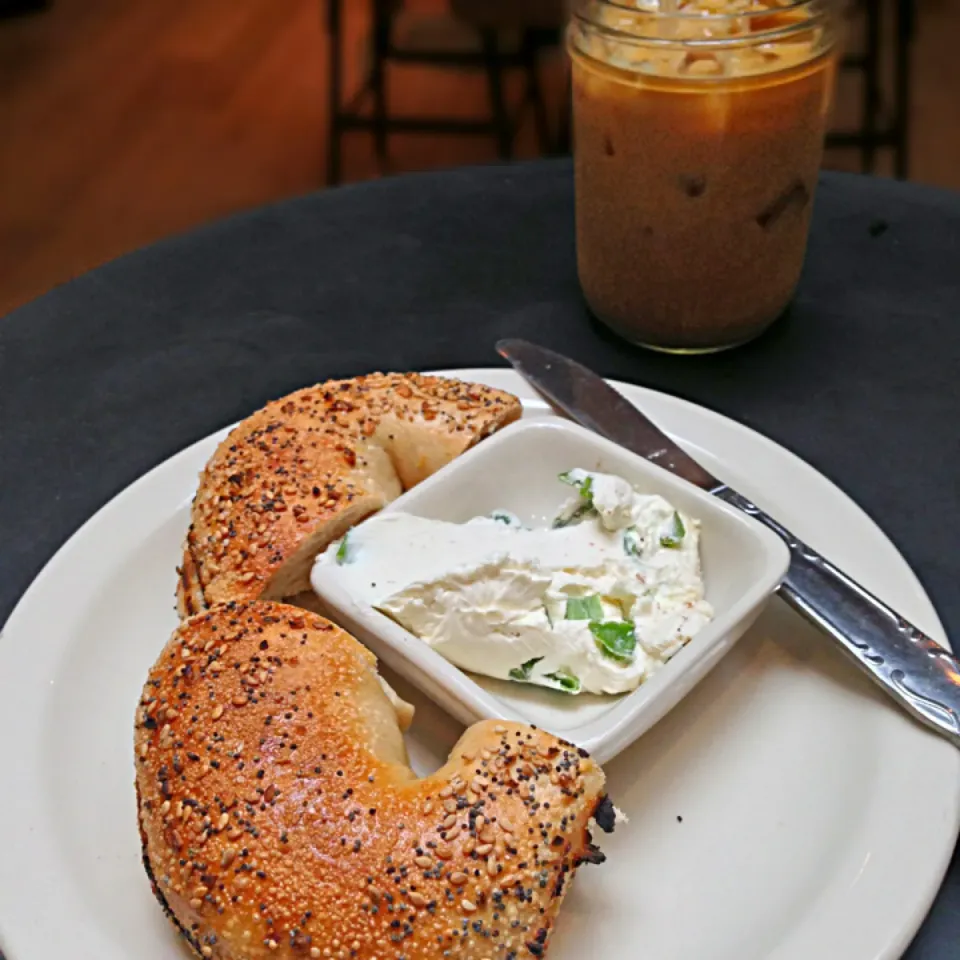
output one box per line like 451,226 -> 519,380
569,0 -> 841,352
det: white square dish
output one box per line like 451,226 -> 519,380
311,417 -> 790,763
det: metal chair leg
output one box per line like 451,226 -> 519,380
522,31 -> 552,154
325,0 -> 343,185
861,0 -> 882,173
893,0 -> 913,179
372,0 -> 391,167
481,29 -> 513,160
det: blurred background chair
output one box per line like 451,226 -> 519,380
324,0 -> 565,184
826,0 -> 915,177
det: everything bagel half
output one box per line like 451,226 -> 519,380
136,602 -> 610,960
177,374 -> 521,618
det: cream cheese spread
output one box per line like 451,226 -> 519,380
312,470 -> 713,696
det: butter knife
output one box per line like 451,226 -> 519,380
497,338 -> 960,748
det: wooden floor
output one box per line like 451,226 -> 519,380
0,0 -> 958,317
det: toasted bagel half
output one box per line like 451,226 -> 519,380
176,374 -> 521,618
136,602 -> 609,960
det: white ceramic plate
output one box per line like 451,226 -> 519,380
0,369 -> 957,960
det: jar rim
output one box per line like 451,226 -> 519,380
571,0 -> 836,48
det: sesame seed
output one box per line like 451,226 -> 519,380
159,800 -> 171,816
462,837 -> 476,855
443,799 -> 457,814
442,814 -> 457,830
423,801 -> 434,815
189,898 -> 202,910
218,813 -> 229,830
494,725 -> 507,734
266,938 -> 278,950
221,847 -> 236,867
409,892 -> 426,908
461,899 -> 477,913
439,786 -> 454,799
461,749 -> 476,762
434,843 -> 453,860
445,825 -> 461,841
486,856 -> 498,876
449,872 -> 467,885
475,844 -> 493,856
499,817 -> 515,833
232,694 -> 248,707
211,705 -> 224,720
201,948 -> 213,958
414,856 -> 433,869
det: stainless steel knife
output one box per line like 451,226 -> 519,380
497,337 -> 960,748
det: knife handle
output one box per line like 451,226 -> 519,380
715,487 -> 960,747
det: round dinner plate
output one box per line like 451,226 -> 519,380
0,369 -> 957,960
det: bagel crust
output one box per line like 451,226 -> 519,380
136,602 -> 608,960
177,374 -> 522,617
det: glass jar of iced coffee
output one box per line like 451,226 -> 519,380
569,0 -> 840,352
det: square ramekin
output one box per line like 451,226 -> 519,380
311,418 -> 790,764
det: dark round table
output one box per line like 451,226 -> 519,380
1,160 -> 958,957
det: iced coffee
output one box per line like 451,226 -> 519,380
569,0 -> 839,352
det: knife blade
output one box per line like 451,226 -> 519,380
497,338 -> 960,748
